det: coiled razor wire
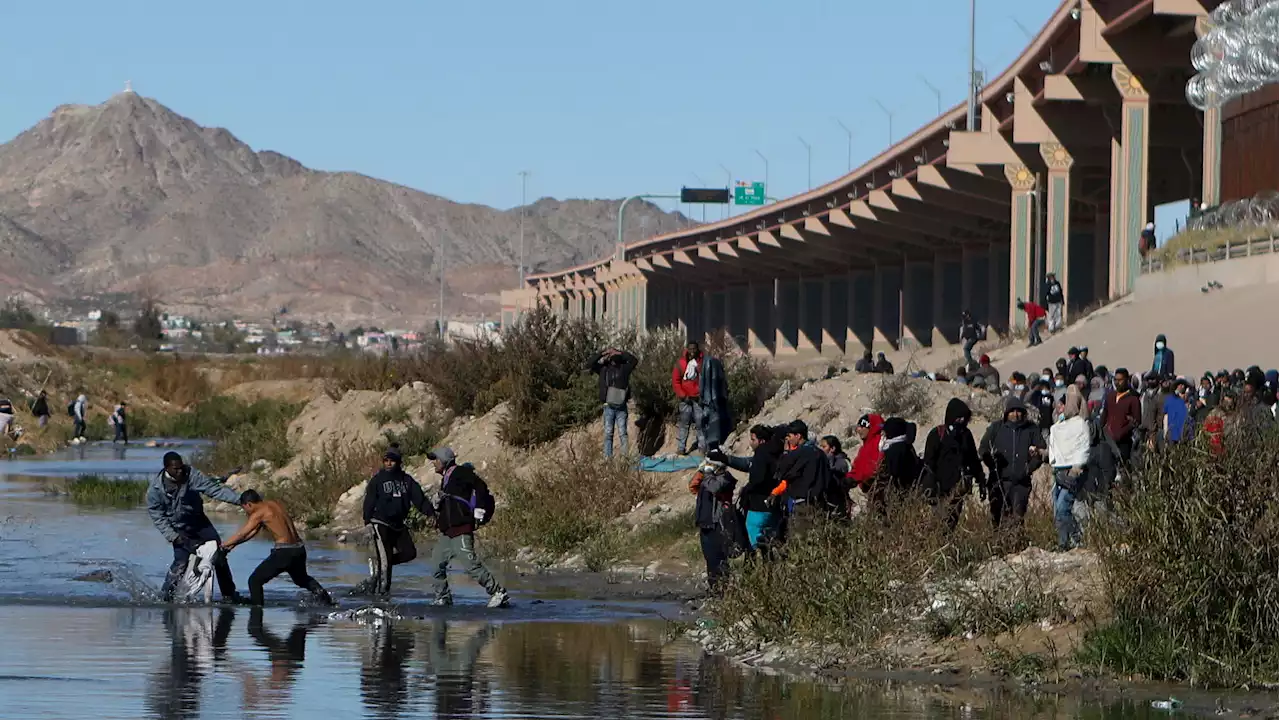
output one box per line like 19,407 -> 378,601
1187,191 -> 1280,232
1186,0 -> 1279,110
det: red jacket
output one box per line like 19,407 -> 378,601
849,414 -> 885,487
672,353 -> 702,398
1023,302 -> 1047,323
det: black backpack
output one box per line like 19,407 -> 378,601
443,464 -> 497,526
67,401 -> 76,418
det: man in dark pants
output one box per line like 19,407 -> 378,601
1099,368 -> 1142,497
922,399 -> 984,531
425,447 -> 509,608
220,489 -> 333,606
774,420 -> 829,538
587,347 -> 638,458
146,451 -> 245,603
354,447 -> 432,597
979,397 -> 1046,527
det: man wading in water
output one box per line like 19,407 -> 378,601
147,451 -> 245,603
220,489 -> 334,606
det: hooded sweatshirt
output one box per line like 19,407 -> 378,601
362,466 -> 430,529
1151,334 -> 1175,378
726,429 -> 786,513
848,414 -> 885,487
672,350 -> 702,399
878,417 -> 920,490
922,399 -> 983,497
1061,384 -> 1086,420
979,396 -> 1046,481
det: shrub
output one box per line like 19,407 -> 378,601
871,372 -> 932,422
1078,426 -> 1279,687
485,441 -> 661,556
365,401 -> 411,426
48,475 -> 149,507
283,440 -> 382,528
714,495 -> 1040,649
168,397 -> 305,474
381,408 -> 450,461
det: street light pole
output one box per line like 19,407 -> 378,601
690,173 -> 707,222
833,118 -> 852,172
796,136 -> 812,189
718,164 -> 732,219
919,76 -> 943,116
438,240 -> 446,340
517,170 -> 529,285
753,149 -> 769,199
967,0 -> 978,131
616,194 -> 683,260
872,99 -> 895,145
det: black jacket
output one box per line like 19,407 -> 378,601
979,397 -> 1047,482
588,350 -> 638,404
960,318 -> 983,342
775,442 -> 828,502
726,432 -> 784,513
1027,388 -> 1056,430
922,399 -> 983,498
435,463 -> 490,535
1067,358 -> 1094,383
362,468 -> 430,528
874,359 -> 895,374
30,396 -> 48,416
879,418 -> 920,490
1045,280 -> 1064,305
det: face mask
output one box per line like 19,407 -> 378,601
1156,342 -> 1165,350
1056,379 -> 1066,388
1041,374 -> 1051,382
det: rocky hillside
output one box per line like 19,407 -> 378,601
0,92 -> 691,325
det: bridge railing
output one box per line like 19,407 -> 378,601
1140,234 -> 1279,274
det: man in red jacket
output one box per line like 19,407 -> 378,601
671,341 -> 704,455
1099,367 -> 1142,496
1017,299 -> 1048,348
849,413 -> 886,516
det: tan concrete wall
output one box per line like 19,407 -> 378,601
1134,252 -> 1279,301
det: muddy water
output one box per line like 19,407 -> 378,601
0,442 -> 1238,719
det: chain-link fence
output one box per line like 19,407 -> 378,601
1186,0 -> 1279,110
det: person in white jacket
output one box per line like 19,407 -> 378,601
1048,385 -> 1093,550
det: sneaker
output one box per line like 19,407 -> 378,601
431,595 -> 453,607
225,593 -> 252,606
487,590 -> 511,609
347,578 -> 375,597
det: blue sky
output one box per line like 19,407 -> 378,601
2,0 -> 1062,215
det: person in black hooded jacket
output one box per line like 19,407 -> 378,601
922,399 -> 983,531
355,447 -> 432,596
878,417 -> 920,494
979,396 -> 1046,527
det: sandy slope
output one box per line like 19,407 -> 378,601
992,283 -> 1279,378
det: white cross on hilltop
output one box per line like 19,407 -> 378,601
123,80 -> 134,94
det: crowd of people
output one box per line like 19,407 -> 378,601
662,330 -> 1280,591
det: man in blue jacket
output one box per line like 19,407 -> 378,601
148,451 -> 245,603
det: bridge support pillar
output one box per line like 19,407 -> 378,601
775,277 -> 799,354
1042,144 -> 1074,325
1005,164 -> 1037,329
1109,65 -> 1150,299
933,253 -> 962,348
872,263 -> 903,350
902,259 -> 931,349
847,270 -> 872,358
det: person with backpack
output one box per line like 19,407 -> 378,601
818,435 -> 852,517
354,446 -> 433,597
921,399 -> 983,531
587,347 -> 638,458
688,459 -> 747,592
109,401 -> 128,444
426,447 -> 508,608
70,394 -> 87,441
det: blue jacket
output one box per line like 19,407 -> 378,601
146,467 -> 241,542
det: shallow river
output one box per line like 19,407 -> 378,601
0,442 -> 1230,719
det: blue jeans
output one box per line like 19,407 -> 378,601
676,399 -> 704,454
1028,318 -> 1045,346
1052,480 -> 1080,550
602,404 -> 628,458
744,510 -> 782,549
963,338 -> 978,367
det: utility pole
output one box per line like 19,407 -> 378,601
438,241 -> 445,340
517,170 -> 529,285
967,0 -> 978,131
796,136 -> 812,189
833,118 -> 853,172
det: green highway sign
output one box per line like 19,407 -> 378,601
734,181 -> 765,206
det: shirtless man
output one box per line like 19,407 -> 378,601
220,490 -> 334,606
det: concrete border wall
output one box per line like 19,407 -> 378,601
1134,252 -> 1278,300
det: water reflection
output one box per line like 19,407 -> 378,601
0,605 -> 1260,720
145,608 -> 234,720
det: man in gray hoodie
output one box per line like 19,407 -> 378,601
147,451 -> 245,603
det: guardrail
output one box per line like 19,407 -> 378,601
1140,234 -> 1279,274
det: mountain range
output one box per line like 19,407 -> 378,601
0,92 -> 692,326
